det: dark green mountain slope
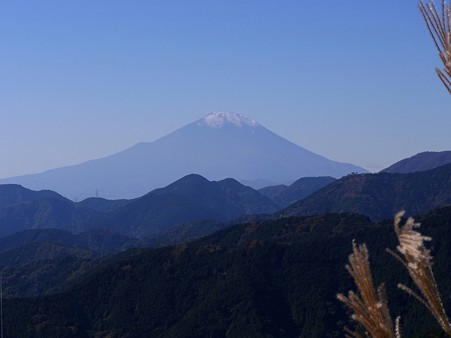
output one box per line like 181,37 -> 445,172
2,254 -> 95,298
259,176 -> 335,207
0,241 -> 94,268
140,219 -> 228,248
91,174 -> 279,237
4,207 -> 451,337
0,228 -> 136,297
0,228 -> 82,252
0,228 -> 135,256
0,221 -> 228,298
0,246 -> 136,298
280,164 -> 451,221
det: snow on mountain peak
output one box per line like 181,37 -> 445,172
198,112 -> 259,128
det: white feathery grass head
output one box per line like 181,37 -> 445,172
337,240 -> 398,338
419,0 -> 451,94
389,211 -> 451,335
393,211 -> 432,267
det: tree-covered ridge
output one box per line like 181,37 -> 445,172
281,163 -> 451,221
381,150 -> 451,173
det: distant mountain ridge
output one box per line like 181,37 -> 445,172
0,185 -> 99,237
3,162 -> 450,239
0,184 -> 62,205
259,176 -> 336,207
0,112 -> 367,199
90,174 -> 280,237
0,175 -> 279,238
281,163 -> 451,221
382,150 -> 451,173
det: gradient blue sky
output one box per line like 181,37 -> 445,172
1,0 -> 449,178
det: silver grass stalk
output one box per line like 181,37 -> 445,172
419,0 -> 451,94
337,240 -> 399,338
387,211 -> 451,335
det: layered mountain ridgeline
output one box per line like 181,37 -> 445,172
280,163 -> 451,221
382,150 -> 451,173
0,176 -> 278,238
0,184 -> 63,205
2,161 -> 451,244
259,176 -> 336,208
90,174 -> 279,237
0,185 -> 100,237
3,207 -> 451,337
2,161 -> 451,242
0,176 -> 276,297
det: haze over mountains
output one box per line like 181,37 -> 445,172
0,112 -> 367,200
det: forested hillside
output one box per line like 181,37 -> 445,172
3,207 -> 451,337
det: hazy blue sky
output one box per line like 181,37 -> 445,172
0,0 -> 449,178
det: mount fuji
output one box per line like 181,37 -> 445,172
1,112 -> 367,200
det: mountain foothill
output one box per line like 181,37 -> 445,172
0,113 -> 450,337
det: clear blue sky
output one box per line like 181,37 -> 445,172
0,0 -> 449,178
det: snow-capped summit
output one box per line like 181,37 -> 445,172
198,112 -> 258,128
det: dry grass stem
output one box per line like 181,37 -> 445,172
337,241 -> 399,338
419,0 -> 451,93
388,211 -> 451,335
